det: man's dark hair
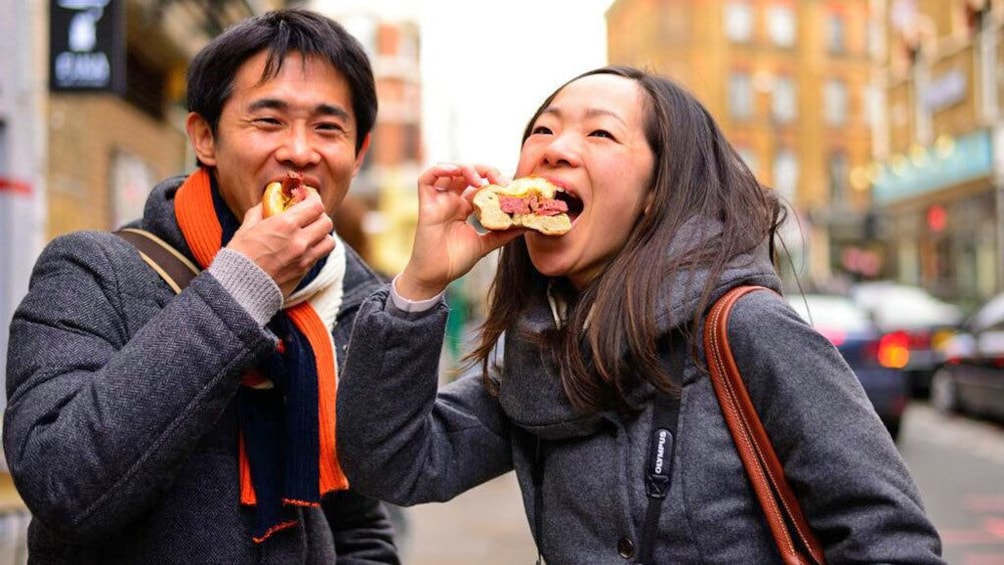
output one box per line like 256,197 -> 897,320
186,9 -> 377,153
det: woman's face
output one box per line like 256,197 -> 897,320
515,73 -> 655,289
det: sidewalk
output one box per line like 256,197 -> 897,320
400,472 -> 537,565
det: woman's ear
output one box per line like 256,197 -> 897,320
186,112 -> 217,167
643,190 -> 656,216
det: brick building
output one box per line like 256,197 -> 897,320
871,0 -> 1003,302
313,0 -> 423,276
606,0 -> 877,288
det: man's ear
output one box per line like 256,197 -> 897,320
186,112 -> 217,167
352,133 -> 372,176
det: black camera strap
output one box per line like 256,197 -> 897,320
529,338 -> 683,565
638,341 -> 684,565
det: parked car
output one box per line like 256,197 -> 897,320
849,282 -> 963,398
787,293 -> 910,440
930,292 -> 1004,423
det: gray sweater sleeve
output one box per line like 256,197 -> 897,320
727,292 -> 943,563
336,288 -> 513,506
207,247 -> 282,327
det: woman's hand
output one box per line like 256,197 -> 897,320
396,163 -> 524,301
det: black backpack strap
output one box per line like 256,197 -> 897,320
638,338 -> 685,565
114,228 -> 200,294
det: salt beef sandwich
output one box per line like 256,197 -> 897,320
472,177 -> 573,236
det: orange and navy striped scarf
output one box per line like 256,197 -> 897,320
175,169 -> 348,542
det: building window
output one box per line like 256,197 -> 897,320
402,123 -> 421,161
725,2 -> 755,43
771,76 -> 797,123
823,79 -> 848,125
124,51 -> 166,120
766,4 -> 796,47
773,149 -> 798,203
828,152 -> 849,205
728,72 -> 754,120
399,26 -> 419,60
111,150 -> 156,229
826,13 -> 845,54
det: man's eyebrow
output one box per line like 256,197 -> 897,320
248,98 -> 352,121
316,103 -> 351,121
540,106 -> 627,126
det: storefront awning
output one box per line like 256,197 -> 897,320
872,129 -> 992,205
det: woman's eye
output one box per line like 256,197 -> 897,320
590,129 -> 614,139
531,125 -> 553,135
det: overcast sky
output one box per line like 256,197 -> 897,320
418,0 -> 614,174
311,0 -> 614,174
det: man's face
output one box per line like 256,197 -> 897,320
187,51 -> 370,219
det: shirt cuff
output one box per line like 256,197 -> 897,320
389,274 -> 445,313
208,248 -> 283,327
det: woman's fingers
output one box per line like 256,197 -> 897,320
419,162 -> 503,195
478,226 -> 526,255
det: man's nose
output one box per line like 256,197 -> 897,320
276,124 -> 321,167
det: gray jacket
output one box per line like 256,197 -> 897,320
337,233 -> 943,564
4,175 -> 396,564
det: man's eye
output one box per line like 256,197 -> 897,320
254,117 -> 281,126
317,123 -> 346,133
531,125 -> 553,135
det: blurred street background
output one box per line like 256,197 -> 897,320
3,0 -> 1004,562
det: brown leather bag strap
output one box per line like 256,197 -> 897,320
704,285 -> 827,565
114,228 -> 200,294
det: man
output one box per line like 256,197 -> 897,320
4,10 -> 398,563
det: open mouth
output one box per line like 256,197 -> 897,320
555,191 -> 584,222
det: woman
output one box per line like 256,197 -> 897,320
336,66 -> 943,563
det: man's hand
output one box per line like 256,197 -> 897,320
226,194 -> 335,298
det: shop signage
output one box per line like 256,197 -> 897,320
49,0 -> 125,93
923,68 -> 967,113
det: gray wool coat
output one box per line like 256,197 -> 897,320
4,175 -> 397,564
336,233 -> 944,564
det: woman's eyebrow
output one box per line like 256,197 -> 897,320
540,106 -> 627,126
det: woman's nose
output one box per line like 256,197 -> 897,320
540,133 -> 582,168
276,124 -> 321,167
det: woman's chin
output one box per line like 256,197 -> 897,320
527,253 -> 571,280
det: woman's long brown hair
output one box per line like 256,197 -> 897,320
465,66 -> 782,414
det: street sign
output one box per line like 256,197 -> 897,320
49,0 -> 125,93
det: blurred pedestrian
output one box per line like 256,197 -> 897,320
4,9 -> 398,563
336,66 -> 944,563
